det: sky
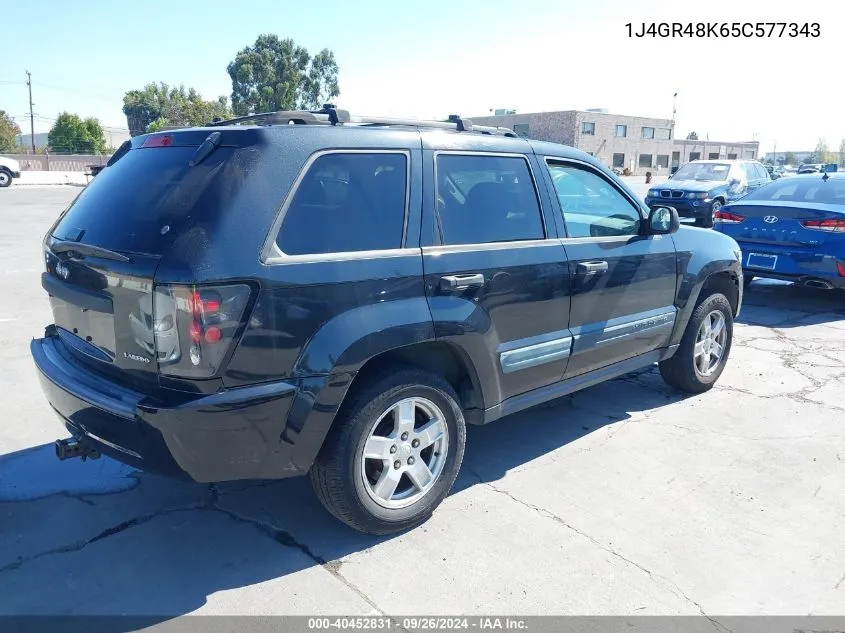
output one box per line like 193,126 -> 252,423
1,0 -> 842,154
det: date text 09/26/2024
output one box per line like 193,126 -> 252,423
626,22 -> 820,38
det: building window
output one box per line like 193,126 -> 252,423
727,153 -> 737,159
639,154 -> 653,168
615,124 -> 627,138
581,122 -> 595,135
708,152 -> 720,160
612,153 -> 625,168
641,127 -> 655,139
690,152 -> 701,161
671,151 -> 681,166
513,123 -> 530,137
656,155 -> 669,168
655,128 -> 671,140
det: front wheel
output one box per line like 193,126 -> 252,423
310,366 -> 466,535
700,200 -> 721,228
0,169 -> 12,188
659,292 -> 734,394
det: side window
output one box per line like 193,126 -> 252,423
434,154 -> 545,245
548,163 -> 642,239
277,152 -> 407,256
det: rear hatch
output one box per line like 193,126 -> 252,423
42,130 -> 251,391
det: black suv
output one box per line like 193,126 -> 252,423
31,107 -> 744,535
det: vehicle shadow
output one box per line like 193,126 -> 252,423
738,279 -> 845,328
0,367 -> 687,624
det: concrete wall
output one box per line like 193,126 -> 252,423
5,154 -> 109,172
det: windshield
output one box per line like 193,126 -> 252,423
743,177 -> 845,205
672,162 -> 732,181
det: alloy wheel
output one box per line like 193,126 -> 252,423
360,397 -> 449,509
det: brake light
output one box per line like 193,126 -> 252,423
141,134 -> 174,148
714,210 -> 745,224
838,262 -> 845,277
799,218 -> 845,232
153,283 -> 252,378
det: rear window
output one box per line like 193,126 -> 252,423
52,146 -> 243,255
276,152 -> 407,256
744,178 -> 845,205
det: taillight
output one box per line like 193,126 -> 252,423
837,261 -> 845,277
714,210 -> 745,223
153,283 -> 252,378
799,218 -> 845,232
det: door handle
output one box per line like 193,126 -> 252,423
440,273 -> 485,291
577,261 -> 608,276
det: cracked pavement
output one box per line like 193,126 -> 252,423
1,187 -> 844,621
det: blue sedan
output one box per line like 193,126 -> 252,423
714,172 -> 845,290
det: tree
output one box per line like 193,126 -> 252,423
0,110 -> 21,153
227,34 -> 340,115
47,112 -> 107,154
686,131 -> 698,140
122,83 -> 233,136
783,151 -> 796,166
839,139 -> 845,166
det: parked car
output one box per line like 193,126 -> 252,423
0,155 -> 21,187
31,107 -> 744,534
715,172 -> 845,290
798,163 -> 823,174
644,159 -> 771,228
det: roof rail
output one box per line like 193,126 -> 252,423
208,105 -> 518,137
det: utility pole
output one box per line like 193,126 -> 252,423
26,70 -> 35,154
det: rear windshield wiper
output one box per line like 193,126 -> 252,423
51,240 -> 130,262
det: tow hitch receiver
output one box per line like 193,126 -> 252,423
55,437 -> 101,461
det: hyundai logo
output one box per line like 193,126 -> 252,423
763,216 -> 779,224
55,262 -> 69,280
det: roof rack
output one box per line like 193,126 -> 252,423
207,104 -> 518,137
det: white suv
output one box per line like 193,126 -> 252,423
0,156 -> 21,187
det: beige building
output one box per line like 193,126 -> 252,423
471,109 -> 759,175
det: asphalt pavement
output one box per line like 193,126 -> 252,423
1,187 -> 844,622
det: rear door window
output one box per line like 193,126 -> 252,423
51,145 -> 241,256
434,154 -> 545,245
276,152 -> 408,256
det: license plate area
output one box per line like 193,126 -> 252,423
50,297 -> 117,362
747,252 -> 777,270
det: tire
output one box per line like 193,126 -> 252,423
309,366 -> 466,535
659,292 -> 734,394
700,200 -> 722,229
0,169 -> 11,188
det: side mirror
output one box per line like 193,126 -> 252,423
648,206 -> 680,235
728,177 -> 740,187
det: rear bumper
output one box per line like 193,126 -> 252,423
30,330 -> 342,482
736,241 -> 845,289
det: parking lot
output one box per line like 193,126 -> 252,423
1,186 -> 844,618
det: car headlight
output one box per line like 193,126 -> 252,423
687,192 -> 708,200
647,190 -> 660,198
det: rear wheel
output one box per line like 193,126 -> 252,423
310,366 -> 466,535
659,292 -> 733,394
0,169 -> 11,188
